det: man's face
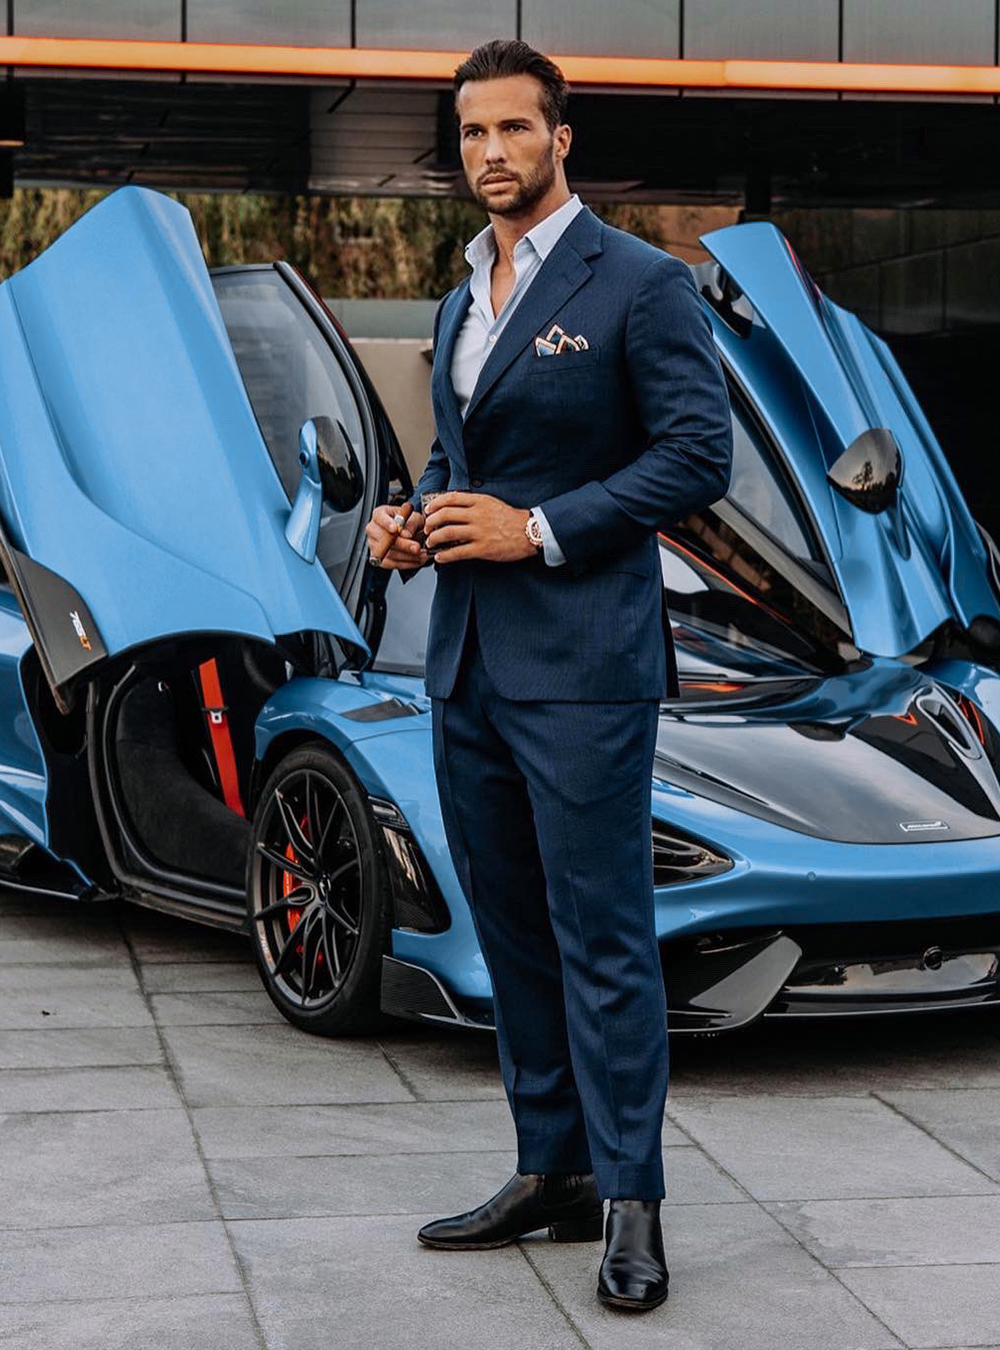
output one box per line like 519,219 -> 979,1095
455,73 -> 569,217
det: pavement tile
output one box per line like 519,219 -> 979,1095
376,1027 -> 505,1100
767,1194 -> 1000,1267
838,1264 -> 1000,1348
667,1094 -> 997,1201
194,1097 -> 681,1161
0,891 -> 51,916
194,1099 -> 520,1160
210,1144 -> 739,1220
120,906 -> 250,965
0,1293 -> 259,1349
0,1221 -> 241,1303
0,966 -> 151,1030
0,1064 -> 178,1112
211,1147 -> 519,1220
149,991 -> 285,1026
0,1027 -> 162,1069
663,1147 -> 746,1205
230,1214 -> 583,1350
668,1013 -> 1000,1095
880,1089 -> 1000,1183
209,1144 -> 742,1222
0,940 -> 129,966
0,914 -> 128,967
526,1200 -> 902,1350
141,962 -> 260,994
0,913 -> 119,939
0,1109 -> 216,1230
161,1024 -> 415,1108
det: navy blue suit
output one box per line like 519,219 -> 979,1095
404,203 -> 732,1198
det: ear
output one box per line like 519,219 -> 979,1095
554,123 -> 572,161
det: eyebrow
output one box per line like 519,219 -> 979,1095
459,116 -> 535,129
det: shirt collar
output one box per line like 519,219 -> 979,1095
463,192 -> 583,270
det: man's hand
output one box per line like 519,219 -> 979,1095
424,492 -> 536,563
364,502 -> 429,571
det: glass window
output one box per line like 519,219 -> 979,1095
661,518 -> 852,680
369,531 -> 848,688
370,563 -> 436,677
726,395 -> 822,564
212,269 -> 366,592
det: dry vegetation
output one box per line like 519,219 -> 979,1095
0,188 -> 736,293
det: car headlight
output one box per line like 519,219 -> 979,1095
651,819 -> 733,886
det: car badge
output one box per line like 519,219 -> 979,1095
898,820 -> 949,832
69,610 -> 92,651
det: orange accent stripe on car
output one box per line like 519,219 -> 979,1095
680,681 -> 746,693
892,711 -> 920,726
3,37 -> 1000,95
658,532 -> 788,626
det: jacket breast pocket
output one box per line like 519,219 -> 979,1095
526,344 -> 602,375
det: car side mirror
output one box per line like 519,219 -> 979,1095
285,416 -> 364,563
826,428 -> 902,514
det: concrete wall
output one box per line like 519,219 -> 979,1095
350,339 -> 435,485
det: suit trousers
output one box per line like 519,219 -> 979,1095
430,588 -> 670,1199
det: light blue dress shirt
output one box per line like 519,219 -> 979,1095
450,193 -> 585,566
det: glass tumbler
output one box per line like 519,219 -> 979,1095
420,490 -> 452,555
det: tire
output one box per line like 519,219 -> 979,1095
246,741 -> 391,1036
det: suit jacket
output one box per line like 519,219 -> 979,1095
401,202 -> 733,702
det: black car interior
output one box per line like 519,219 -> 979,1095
108,638 -> 294,890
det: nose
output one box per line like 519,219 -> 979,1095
483,131 -> 507,164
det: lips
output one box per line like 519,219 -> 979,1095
481,176 -> 515,186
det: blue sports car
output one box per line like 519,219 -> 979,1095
1,186 -> 999,1037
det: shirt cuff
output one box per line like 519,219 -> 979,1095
531,506 -> 567,566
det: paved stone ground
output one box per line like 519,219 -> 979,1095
2,887 -> 999,1349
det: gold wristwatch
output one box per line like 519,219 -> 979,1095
525,510 -> 544,551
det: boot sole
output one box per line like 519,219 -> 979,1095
597,1286 -> 669,1312
417,1213 -> 605,1250
417,1233 -> 517,1250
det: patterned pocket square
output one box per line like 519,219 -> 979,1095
534,323 -> 590,356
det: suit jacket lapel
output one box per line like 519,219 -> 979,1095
462,204 -> 604,428
431,280 -> 472,461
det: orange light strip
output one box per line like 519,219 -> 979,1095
679,681 -> 746,693
2,36 -> 1000,94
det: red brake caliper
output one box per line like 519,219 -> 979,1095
282,814 -> 324,966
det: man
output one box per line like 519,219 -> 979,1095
365,38 -> 732,1313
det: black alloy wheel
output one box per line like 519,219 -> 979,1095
247,742 -> 390,1035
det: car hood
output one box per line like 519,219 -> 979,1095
697,221 -> 1000,660
0,186 -> 366,710
654,660 -> 1000,843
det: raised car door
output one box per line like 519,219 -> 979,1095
209,260 -> 413,664
695,220 -> 1000,660
0,186 -> 369,714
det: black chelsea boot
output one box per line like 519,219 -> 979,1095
596,1198 -> 670,1311
417,1170 -> 604,1249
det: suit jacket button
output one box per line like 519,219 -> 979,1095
470,476 -> 483,487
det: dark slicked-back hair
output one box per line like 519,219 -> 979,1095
453,39 -> 569,132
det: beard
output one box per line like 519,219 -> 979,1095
471,146 -> 557,217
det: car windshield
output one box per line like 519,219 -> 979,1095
371,383 -> 855,690
370,528 -> 849,689
212,268 -> 367,593
656,526 -> 847,683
